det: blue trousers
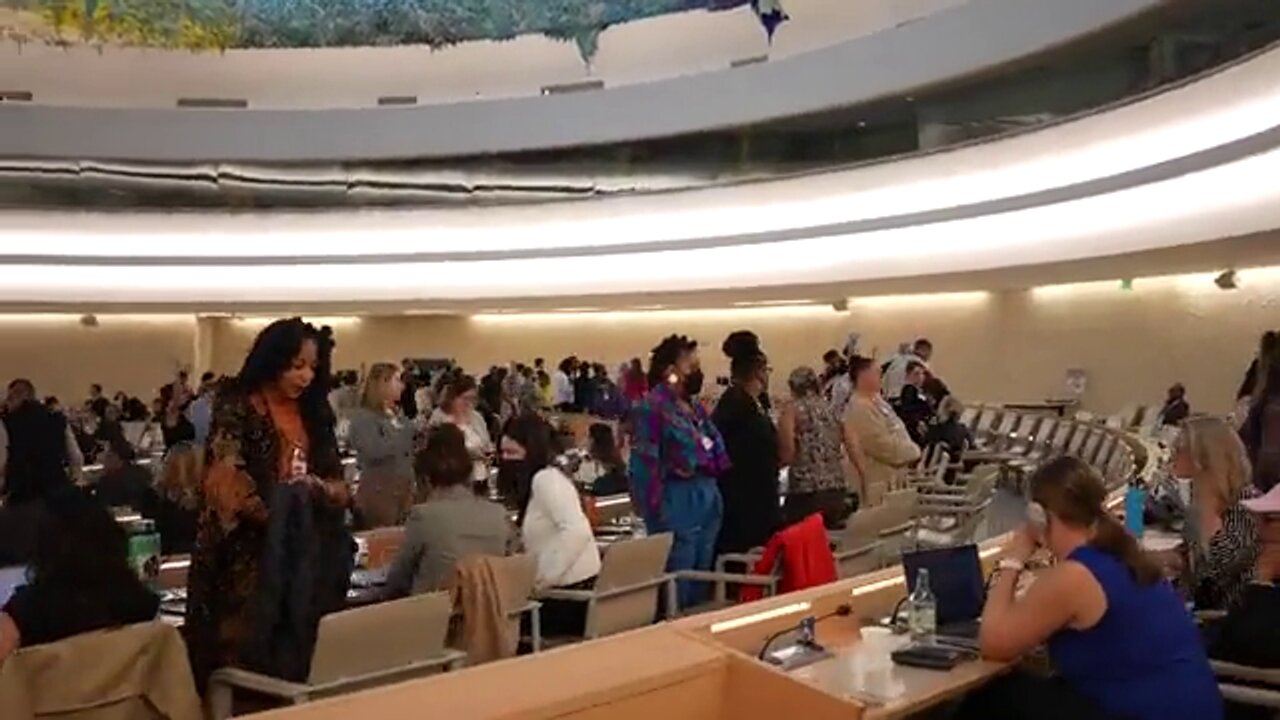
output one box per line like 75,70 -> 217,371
645,477 -> 722,611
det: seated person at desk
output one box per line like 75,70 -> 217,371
504,413 -> 601,636
1170,416 -> 1260,611
964,456 -> 1221,720
0,492 -> 159,663
577,423 -> 628,497
385,424 -> 517,597
92,438 -> 155,513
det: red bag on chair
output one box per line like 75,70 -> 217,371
740,513 -> 837,602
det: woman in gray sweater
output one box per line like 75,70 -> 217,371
350,363 -> 417,528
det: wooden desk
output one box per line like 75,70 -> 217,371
249,627 -> 860,720
786,624 -> 1010,720
674,543 -> 1013,719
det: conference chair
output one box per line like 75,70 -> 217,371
1065,423 -> 1092,456
913,466 -> 999,549
1104,445 -> 1135,487
958,406 -> 979,430
971,411 -> 1020,456
1004,414 -> 1046,455
1210,660 -> 1280,714
0,621 -> 201,720
1087,433 -> 1117,468
537,533 -> 678,642
834,540 -> 884,579
906,445 -> 958,490
453,554 -> 542,662
1076,428 -> 1104,463
208,592 -> 464,719
970,407 -> 1000,444
1048,421 -> 1078,458
832,490 -> 918,561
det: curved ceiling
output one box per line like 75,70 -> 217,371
0,0 -> 1161,161
2,42 -> 1278,307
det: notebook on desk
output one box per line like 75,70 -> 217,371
902,545 -> 985,641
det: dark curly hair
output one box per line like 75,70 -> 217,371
722,330 -> 767,382
647,334 -> 698,389
236,317 -> 337,460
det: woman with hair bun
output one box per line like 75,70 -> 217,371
185,318 -> 354,689
712,330 -> 781,555
962,456 -> 1221,720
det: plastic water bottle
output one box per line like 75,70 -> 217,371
1124,477 -> 1146,539
126,519 -> 161,591
907,568 -> 937,642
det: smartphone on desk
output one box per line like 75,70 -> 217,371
890,643 -> 975,671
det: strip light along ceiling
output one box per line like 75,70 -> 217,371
2,46 -> 1279,260
1,140 -> 1278,305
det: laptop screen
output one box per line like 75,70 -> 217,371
901,545 -> 985,626
0,565 -> 28,607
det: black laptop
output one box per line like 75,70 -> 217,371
902,544 -> 985,640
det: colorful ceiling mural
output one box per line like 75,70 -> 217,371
0,0 -> 786,58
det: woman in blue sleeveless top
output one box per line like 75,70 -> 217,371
961,456 -> 1222,720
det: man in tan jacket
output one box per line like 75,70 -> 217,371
843,356 -> 921,507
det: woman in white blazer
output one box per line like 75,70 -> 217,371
501,413 -> 601,636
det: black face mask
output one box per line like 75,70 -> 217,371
683,369 -> 705,398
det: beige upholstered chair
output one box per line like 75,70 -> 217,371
0,621 -> 201,720
914,466 -> 999,549
837,491 -> 917,566
208,591 -> 464,719
971,407 -> 1003,446
834,540 -> 884,579
452,553 -> 541,662
537,533 -> 677,641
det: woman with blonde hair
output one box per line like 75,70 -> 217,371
1171,415 -> 1260,611
349,362 -> 416,528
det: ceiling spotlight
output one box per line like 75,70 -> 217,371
1214,269 -> 1238,290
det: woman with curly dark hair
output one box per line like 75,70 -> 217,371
184,318 -> 354,689
628,334 -> 729,609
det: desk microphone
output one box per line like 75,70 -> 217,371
757,603 -> 853,660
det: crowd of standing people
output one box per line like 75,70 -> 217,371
4,319 -> 1280,720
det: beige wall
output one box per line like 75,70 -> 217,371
200,270 -> 1280,415
3,268 -> 1275,414
0,315 -> 196,405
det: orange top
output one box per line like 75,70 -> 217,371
254,387 -> 309,481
